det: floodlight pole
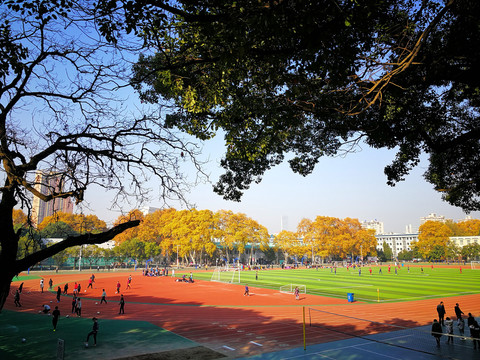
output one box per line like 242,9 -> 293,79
176,244 -> 179,269
311,243 -> 314,266
78,245 -> 82,271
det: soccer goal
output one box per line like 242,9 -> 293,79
280,284 -> 307,294
471,261 -> 480,270
211,267 -> 241,283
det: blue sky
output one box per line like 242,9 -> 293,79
84,132 -> 480,234
7,5 -> 478,235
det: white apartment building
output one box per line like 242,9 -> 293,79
419,213 -> 448,225
450,236 -> 480,248
376,234 -> 480,258
376,233 -> 418,257
140,206 -> 160,216
361,220 -> 384,235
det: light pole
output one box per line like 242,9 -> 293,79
176,244 -> 179,269
78,245 -> 82,271
311,243 -> 314,266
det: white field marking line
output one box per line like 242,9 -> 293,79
222,345 -> 235,351
376,290 -> 478,302
313,284 -> 374,289
282,339 -> 403,360
355,345 -> 405,359
249,341 -> 263,346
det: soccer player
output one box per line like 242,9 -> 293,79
85,318 -> 99,347
52,306 -> 60,331
119,294 -> 125,314
14,289 -> 21,307
100,289 -> 107,304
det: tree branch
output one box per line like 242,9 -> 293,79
14,220 -> 140,274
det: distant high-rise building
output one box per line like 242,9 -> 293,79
140,206 -> 160,216
32,171 -> 74,227
361,220 -> 384,235
420,213 -> 448,225
405,224 -> 414,234
281,216 -> 289,231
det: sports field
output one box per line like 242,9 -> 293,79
190,264 -> 480,302
0,264 -> 479,360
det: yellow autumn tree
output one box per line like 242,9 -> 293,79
456,219 -> 480,236
310,216 -> 342,262
112,209 -> 144,243
244,217 -> 270,265
272,230 -> 298,264
337,218 -> 377,260
414,221 -> 453,259
214,210 -> 239,263
38,212 -> 107,234
13,209 -> 28,227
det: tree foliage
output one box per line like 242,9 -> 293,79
0,0 -> 205,311
461,243 -> 480,261
119,0 -> 480,212
38,213 -> 106,234
414,221 -> 453,259
382,241 -> 393,261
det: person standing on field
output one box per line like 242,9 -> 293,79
85,317 -> 99,347
458,317 -> 466,340
445,317 -> 454,344
244,284 -> 249,296
294,287 -> 300,300
14,289 -> 21,307
467,313 -> 476,337
40,278 -> 44,293
471,320 -> 480,349
437,301 -> 446,326
119,294 -> 125,314
454,303 -> 464,320
76,298 -> 82,317
56,286 -> 61,303
71,295 -> 77,314
100,289 -> 107,304
52,306 -> 60,331
431,319 -> 442,347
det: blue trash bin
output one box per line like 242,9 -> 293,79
347,293 -> 354,303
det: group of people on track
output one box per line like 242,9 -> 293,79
432,301 -> 480,349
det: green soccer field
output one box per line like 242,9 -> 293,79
189,265 -> 480,303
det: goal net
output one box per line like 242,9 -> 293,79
471,261 -> 480,270
211,267 -> 241,283
280,284 -> 307,294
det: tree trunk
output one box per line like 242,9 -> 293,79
0,216 -> 140,312
0,270 -> 16,313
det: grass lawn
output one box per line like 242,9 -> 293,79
183,265 -> 480,303
0,310 -> 198,360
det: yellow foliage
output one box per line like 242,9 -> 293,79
38,212 -> 106,233
13,209 -> 28,226
415,221 -> 453,258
